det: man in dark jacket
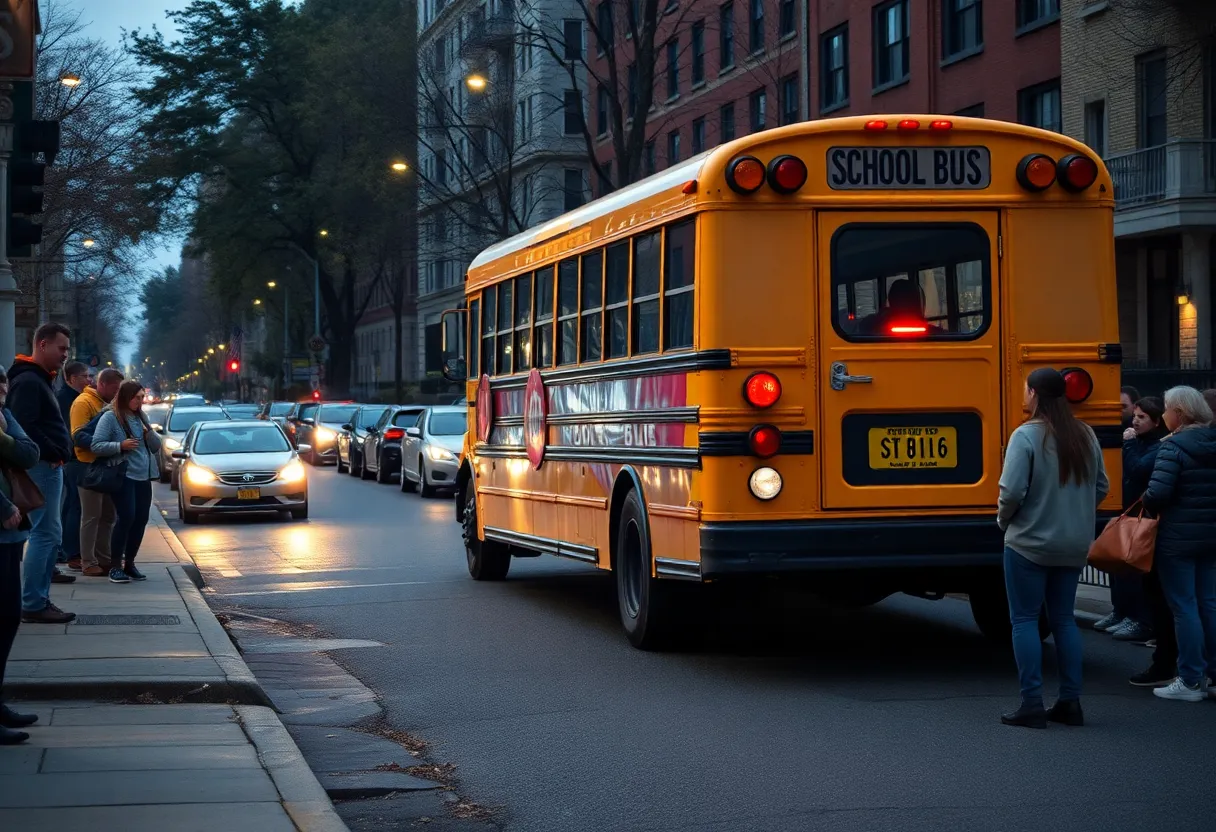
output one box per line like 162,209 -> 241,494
8,323 -> 76,624
55,361 -> 89,570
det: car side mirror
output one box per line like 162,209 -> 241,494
171,450 -> 187,460
302,417 -> 315,426
341,423 -> 353,431
405,427 -> 422,438
152,424 -> 164,433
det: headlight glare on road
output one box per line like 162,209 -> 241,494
426,445 -> 456,462
164,437 -> 181,451
313,427 -> 336,444
278,460 -> 307,484
185,464 -> 216,486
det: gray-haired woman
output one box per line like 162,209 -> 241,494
1141,386 -> 1216,702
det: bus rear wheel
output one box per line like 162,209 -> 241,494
615,489 -> 681,650
463,485 -> 509,580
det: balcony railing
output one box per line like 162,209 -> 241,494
1105,139 -> 1216,208
462,11 -> 514,55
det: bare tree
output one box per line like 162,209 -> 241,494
1098,0 -> 1216,105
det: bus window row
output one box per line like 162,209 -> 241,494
470,219 -> 696,378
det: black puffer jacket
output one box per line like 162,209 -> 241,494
1122,431 -> 1165,510
1142,425 -> 1216,559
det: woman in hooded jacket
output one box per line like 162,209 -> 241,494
1141,386 -> 1216,702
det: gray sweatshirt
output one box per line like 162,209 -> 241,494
91,410 -> 162,482
997,421 -> 1109,568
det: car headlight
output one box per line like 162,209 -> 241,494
185,464 -> 216,486
278,460 -> 307,484
426,445 -> 456,462
164,437 -> 181,451
313,426 -> 336,443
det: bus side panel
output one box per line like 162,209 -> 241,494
1003,207 -> 1122,511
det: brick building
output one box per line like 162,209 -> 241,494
1061,0 -> 1215,389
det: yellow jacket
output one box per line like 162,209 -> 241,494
70,387 -> 108,464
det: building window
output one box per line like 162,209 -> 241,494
720,2 -> 735,71
564,89 -> 583,135
580,251 -> 603,362
644,140 -> 656,175
780,74 -> 798,125
749,0 -> 765,54
750,87 -> 767,132
1018,79 -> 1061,133
605,242 -> 630,358
668,130 -> 681,165
1016,0 -> 1059,29
599,160 -> 613,195
564,169 -> 585,211
873,0 -> 910,89
955,103 -> 985,117
692,20 -> 706,85
667,38 -> 680,99
564,19 -> 583,60
779,0 -> 796,37
597,85 -> 609,136
1137,51 -> 1167,148
820,25 -> 848,111
628,63 -> 638,118
557,259 -> 579,365
1084,99 -> 1107,157
435,149 -> 447,186
721,102 -> 736,141
595,1 -> 614,54
664,220 -> 695,350
633,232 -> 661,355
534,268 -> 555,369
943,0 -> 982,59
692,117 -> 706,153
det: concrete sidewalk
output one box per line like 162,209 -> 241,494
1,512 -> 347,831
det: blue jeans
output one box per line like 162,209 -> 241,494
1004,547 -> 1084,707
59,461 -> 82,561
1109,571 -> 1148,625
1155,553 -> 1216,687
21,462 -> 64,613
110,478 -> 153,567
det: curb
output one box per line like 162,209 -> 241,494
237,705 -> 352,832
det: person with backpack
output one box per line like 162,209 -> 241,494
70,369 -> 123,577
996,368 -> 1109,728
89,381 -> 160,584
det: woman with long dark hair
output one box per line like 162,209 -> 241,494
1094,397 -> 1167,643
90,381 -> 161,584
996,368 -> 1108,728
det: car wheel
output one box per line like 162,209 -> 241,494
419,460 -> 437,498
376,455 -> 393,484
401,462 -> 418,493
179,492 -> 200,525
336,453 -> 347,474
359,455 -> 373,480
170,469 -> 179,492
291,504 -> 309,520
349,451 -> 362,477
463,485 -> 509,580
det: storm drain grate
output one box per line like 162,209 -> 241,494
73,615 -> 182,626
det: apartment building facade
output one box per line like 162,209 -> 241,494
415,0 -> 591,388
1061,0 -> 1216,387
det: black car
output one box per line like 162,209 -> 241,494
302,402 -> 362,465
337,404 -> 393,477
284,401 -> 320,450
361,405 -> 425,484
258,401 -> 294,428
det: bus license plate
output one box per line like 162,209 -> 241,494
236,487 -> 261,500
868,427 -> 958,470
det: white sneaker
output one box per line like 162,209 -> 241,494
1092,612 -> 1121,631
1153,677 -> 1205,703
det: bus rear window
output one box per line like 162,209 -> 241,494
831,223 -> 991,341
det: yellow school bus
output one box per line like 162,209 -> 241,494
442,115 -> 1122,650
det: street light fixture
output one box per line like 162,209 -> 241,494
60,73 -> 82,88
81,238 -> 95,248
390,161 -> 409,173
253,298 -> 263,306
267,281 -> 277,289
466,73 -> 488,92
217,343 -> 226,350
207,348 -> 215,354
318,229 -> 329,238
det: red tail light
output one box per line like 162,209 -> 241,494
929,119 -> 953,131
1017,154 -> 1056,192
897,119 -> 920,131
748,424 -> 782,458
767,155 -> 807,194
1057,154 -> 1099,192
743,372 -> 781,409
864,120 -> 889,131
726,156 -> 766,194
1062,368 -> 1094,404
890,324 -> 929,335
383,427 -> 406,441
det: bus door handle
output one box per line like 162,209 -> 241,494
830,362 -> 872,391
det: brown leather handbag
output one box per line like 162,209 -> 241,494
3,466 -> 45,514
1088,500 -> 1157,574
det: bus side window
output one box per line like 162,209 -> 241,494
468,298 -> 481,377
664,220 -> 694,350
632,231 -> 661,355
580,250 -> 604,362
605,242 -> 630,359
482,286 -> 497,375
535,266 -> 556,369
497,280 -> 514,374
515,272 -> 533,372
557,259 -> 579,365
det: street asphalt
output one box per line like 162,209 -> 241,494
157,467 -> 1216,832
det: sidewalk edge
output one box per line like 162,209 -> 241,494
237,705 -> 351,832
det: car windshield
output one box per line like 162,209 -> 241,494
195,426 -> 290,455
392,410 -> 422,427
144,404 -> 170,427
270,402 -> 293,416
169,409 -> 227,432
174,396 -> 205,406
429,412 -> 466,436
299,403 -> 320,420
319,405 -> 359,424
225,405 -> 260,418
360,407 -> 389,427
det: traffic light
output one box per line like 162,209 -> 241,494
311,389 -> 321,401
7,119 -> 61,259
228,359 -> 240,373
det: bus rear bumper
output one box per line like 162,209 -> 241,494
698,516 -> 1005,577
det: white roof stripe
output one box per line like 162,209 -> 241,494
467,150 -> 714,271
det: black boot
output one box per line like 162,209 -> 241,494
0,725 -> 29,745
0,704 -> 38,728
1001,702 -> 1047,728
1047,699 -> 1084,727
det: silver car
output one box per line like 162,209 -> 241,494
401,406 -> 467,497
172,420 -> 308,523
159,405 -> 230,487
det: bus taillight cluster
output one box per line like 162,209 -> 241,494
743,372 -> 784,500
1016,153 -> 1099,193
727,155 -> 808,196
